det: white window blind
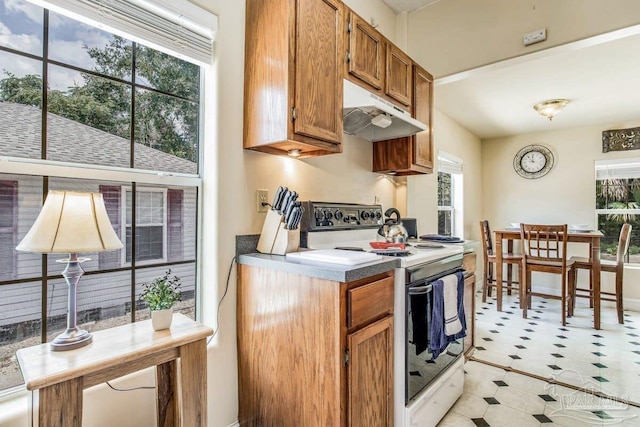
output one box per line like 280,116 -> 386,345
595,158 -> 640,180
438,151 -> 463,175
26,0 -> 217,65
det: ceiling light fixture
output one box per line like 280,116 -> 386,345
533,99 -> 569,121
287,149 -> 301,158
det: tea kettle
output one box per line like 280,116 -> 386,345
377,208 -> 409,243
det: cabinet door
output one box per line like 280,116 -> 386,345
385,44 -> 412,107
412,64 -> 433,169
463,274 -> 476,357
294,0 -> 343,144
347,316 -> 393,427
347,12 -> 384,90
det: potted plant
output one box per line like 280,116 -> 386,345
140,269 -> 182,330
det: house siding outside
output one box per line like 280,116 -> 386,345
0,105 -> 198,330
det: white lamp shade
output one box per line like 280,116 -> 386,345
16,190 -> 124,253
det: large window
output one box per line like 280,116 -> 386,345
595,159 -> 640,263
437,153 -> 463,237
0,0 -> 211,393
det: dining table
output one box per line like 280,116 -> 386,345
493,227 -> 604,330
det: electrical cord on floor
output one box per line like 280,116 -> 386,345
207,256 -> 236,345
106,256 -> 236,392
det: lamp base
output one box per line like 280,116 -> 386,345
50,328 -> 93,351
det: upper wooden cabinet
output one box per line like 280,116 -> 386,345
385,44 -> 412,107
372,63 -> 434,175
244,0 -> 344,157
346,12 -> 384,91
345,11 -> 412,111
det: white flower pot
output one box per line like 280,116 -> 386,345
151,308 -> 173,331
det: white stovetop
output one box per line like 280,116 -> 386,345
305,229 -> 463,268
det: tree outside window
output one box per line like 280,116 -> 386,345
595,178 -> 640,263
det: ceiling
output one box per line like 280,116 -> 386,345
381,0 -> 440,13
434,28 -> 640,139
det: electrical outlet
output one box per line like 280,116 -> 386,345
523,28 -> 547,46
257,189 -> 269,213
374,195 -> 380,205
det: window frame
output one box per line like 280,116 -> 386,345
0,1 -> 209,397
122,186 -> 169,266
0,180 -> 18,281
437,171 -> 455,237
594,160 -> 640,265
437,151 -> 464,238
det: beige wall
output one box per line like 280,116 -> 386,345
200,0 -> 405,425
407,0 -> 640,77
482,119 -> 640,300
407,109 -> 483,242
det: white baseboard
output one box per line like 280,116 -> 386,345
624,298 -> 640,312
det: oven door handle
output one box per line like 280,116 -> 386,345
408,283 -> 432,295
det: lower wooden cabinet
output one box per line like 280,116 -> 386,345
463,251 -> 477,358
237,265 -> 394,427
463,273 -> 476,358
347,316 -> 393,427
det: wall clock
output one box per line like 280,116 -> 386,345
513,144 -> 554,179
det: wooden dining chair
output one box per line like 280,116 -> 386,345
520,224 -> 573,326
568,223 -> 632,324
479,220 -> 521,303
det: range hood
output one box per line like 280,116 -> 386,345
343,79 -> 426,142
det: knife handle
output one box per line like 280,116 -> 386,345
272,186 -> 285,210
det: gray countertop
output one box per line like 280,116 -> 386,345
238,252 -> 400,283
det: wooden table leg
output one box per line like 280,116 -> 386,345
592,237 -> 601,330
39,378 -> 83,427
157,360 -> 180,427
495,232 -> 504,311
180,339 -> 208,426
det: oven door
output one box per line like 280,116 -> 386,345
405,273 -> 464,404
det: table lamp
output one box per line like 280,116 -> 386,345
16,190 -> 123,351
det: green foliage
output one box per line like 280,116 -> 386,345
139,269 -> 182,311
0,35 -> 199,163
603,243 -> 618,256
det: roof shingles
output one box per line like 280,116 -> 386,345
0,102 -> 197,174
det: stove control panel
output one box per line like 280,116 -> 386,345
300,201 -> 383,231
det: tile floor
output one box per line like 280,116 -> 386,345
473,290 -> 640,404
440,286 -> 640,426
438,360 -> 640,426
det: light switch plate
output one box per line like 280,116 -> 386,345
257,189 -> 269,213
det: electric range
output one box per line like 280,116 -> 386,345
300,201 -> 465,427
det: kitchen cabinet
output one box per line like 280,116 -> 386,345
385,44 -> 412,107
372,63 -> 433,175
237,266 -> 394,426
462,252 -> 477,359
346,11 -> 385,91
243,0 -> 344,157
345,10 -> 412,111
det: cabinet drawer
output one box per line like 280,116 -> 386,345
347,276 -> 394,328
463,252 -> 477,275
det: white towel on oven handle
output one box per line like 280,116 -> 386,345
443,273 -> 462,336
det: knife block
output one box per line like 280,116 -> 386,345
257,209 -> 300,255
271,224 -> 300,255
